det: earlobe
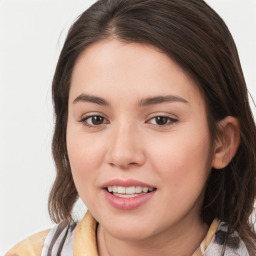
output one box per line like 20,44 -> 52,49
212,116 -> 240,169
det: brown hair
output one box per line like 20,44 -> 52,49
48,0 -> 256,253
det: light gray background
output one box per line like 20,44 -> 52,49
0,0 -> 255,254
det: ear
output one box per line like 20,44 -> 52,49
212,116 -> 240,169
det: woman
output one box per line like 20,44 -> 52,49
6,0 -> 256,255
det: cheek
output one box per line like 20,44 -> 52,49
150,135 -> 212,219
66,126 -> 106,197
147,127 -> 212,190
67,124 -> 105,169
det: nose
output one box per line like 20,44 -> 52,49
105,123 -> 146,169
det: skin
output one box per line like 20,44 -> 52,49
66,39 -> 239,256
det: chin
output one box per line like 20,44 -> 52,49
106,224 -> 155,241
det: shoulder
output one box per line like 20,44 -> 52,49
41,220 -> 77,255
5,219 -> 79,256
205,222 -> 250,256
5,229 -> 50,256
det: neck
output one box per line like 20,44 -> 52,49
97,216 -> 208,256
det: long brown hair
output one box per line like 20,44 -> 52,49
49,0 -> 256,253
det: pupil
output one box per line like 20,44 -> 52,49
92,116 -> 103,125
156,116 -> 168,125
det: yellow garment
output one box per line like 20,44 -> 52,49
5,229 -> 50,256
5,211 -> 219,256
192,219 -> 219,256
73,211 -> 98,256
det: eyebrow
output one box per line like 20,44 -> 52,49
139,95 -> 188,106
73,94 -> 109,106
72,93 -> 188,106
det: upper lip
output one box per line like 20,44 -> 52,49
102,179 -> 155,189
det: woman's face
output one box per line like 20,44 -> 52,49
67,39 -> 214,241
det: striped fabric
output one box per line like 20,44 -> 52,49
41,221 -> 76,256
41,211 -> 249,256
203,222 -> 249,256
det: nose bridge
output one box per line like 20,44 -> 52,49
106,119 -> 145,168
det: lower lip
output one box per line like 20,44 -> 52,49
103,189 -> 156,210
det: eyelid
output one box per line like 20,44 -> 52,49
146,113 -> 178,126
79,111 -> 107,120
79,112 -> 110,128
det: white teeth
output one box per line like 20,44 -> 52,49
107,186 -> 154,195
117,186 -> 126,193
135,186 -> 142,193
142,187 -> 148,193
113,193 -> 146,198
126,186 -> 135,194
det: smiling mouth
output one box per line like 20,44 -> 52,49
105,186 -> 157,198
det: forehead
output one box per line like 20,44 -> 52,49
70,39 -> 204,107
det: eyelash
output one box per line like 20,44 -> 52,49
79,115 -> 109,128
147,116 -> 178,126
79,115 -> 178,128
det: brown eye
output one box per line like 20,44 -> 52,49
82,115 -> 107,127
155,116 -> 169,125
149,116 -> 178,126
90,116 -> 104,125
